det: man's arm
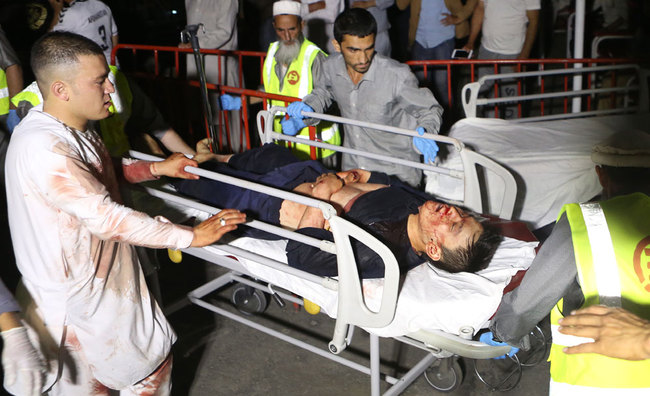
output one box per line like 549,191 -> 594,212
395,0 -> 411,11
158,129 -> 196,155
5,64 -> 23,109
518,9 -> 539,59
454,0 -> 478,22
463,0 -> 484,51
286,227 -> 389,278
47,0 -> 64,31
396,69 -> 443,134
302,59 -> 335,123
490,214 -> 578,348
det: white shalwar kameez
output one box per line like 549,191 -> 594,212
4,105 -> 194,391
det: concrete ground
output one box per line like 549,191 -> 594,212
159,255 -> 552,396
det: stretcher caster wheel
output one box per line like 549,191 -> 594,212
424,358 -> 462,392
231,284 -> 268,315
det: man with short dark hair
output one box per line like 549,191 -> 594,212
5,32 -> 245,394
285,8 -> 443,187
175,143 -> 502,278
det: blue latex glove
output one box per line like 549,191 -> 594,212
479,332 -> 519,360
286,102 -> 313,119
412,127 -> 439,164
220,94 -> 242,111
7,109 -> 20,133
280,117 -> 306,136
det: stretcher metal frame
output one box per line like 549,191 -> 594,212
131,109 -> 522,394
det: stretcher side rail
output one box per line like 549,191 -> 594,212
257,108 -> 517,220
461,63 -> 643,120
129,150 -> 400,354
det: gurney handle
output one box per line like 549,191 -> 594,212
298,110 -> 464,152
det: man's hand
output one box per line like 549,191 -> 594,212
193,138 -> 226,163
280,117 -> 306,136
220,94 -> 242,111
337,169 -> 371,184
441,13 -> 460,26
191,209 -> 247,247
413,127 -> 439,164
286,102 -> 314,119
479,332 -> 519,360
178,42 -> 192,49
1,325 -> 45,396
558,305 -> 650,361
151,153 -> 199,180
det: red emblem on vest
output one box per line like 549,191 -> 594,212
633,236 -> 650,292
287,70 -> 300,85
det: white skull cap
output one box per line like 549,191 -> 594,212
591,129 -> 650,168
273,1 -> 302,16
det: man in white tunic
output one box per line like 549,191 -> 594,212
4,31 -> 245,395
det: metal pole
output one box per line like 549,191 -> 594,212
182,24 -> 218,146
572,0 -> 585,113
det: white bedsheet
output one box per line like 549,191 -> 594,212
425,113 -> 650,229
202,235 -> 537,338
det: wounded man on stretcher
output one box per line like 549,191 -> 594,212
173,143 -> 502,278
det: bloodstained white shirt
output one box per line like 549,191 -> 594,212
5,106 -> 193,389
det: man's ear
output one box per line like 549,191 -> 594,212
50,81 -> 69,101
425,240 -> 442,261
332,39 -> 341,53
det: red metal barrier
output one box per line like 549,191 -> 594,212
405,58 -> 636,118
112,44 -> 638,152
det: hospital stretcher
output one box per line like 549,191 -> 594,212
131,109 -> 540,394
427,65 -> 650,230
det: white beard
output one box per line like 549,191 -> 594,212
275,36 -> 303,66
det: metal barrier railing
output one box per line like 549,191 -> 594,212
111,44 -> 641,152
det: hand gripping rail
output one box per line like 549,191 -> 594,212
129,150 -> 400,354
256,108 -> 517,220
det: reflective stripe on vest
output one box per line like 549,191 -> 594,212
1,69 -> 10,115
579,202 -> 621,307
263,40 -> 340,159
548,193 -> 650,390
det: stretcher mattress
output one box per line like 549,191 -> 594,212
202,234 -> 537,338
426,113 -> 650,229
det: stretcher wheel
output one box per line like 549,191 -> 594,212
231,284 -> 269,315
424,358 -> 462,392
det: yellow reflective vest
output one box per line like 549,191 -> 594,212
0,69 -> 9,115
263,39 -> 340,160
11,65 -> 132,157
549,193 -> 650,394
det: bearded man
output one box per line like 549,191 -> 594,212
231,1 -> 341,166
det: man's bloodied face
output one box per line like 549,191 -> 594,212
417,201 -> 483,259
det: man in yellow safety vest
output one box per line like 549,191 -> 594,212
220,0 -> 341,166
488,129 -> 650,394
